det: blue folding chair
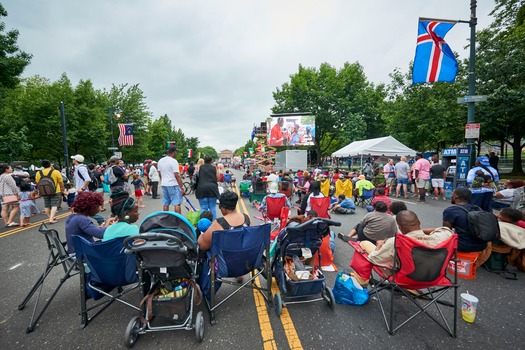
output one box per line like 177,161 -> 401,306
72,235 -> 140,328
356,189 -> 375,208
200,223 -> 272,324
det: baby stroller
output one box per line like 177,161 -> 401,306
122,212 -> 204,347
272,218 -> 341,315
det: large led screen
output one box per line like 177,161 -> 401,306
267,114 -> 315,147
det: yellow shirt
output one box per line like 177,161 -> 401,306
35,168 -> 64,194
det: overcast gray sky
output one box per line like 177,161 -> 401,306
4,0 -> 494,151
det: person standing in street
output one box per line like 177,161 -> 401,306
148,160 -> 160,199
430,156 -> 447,201
158,146 -> 185,213
394,156 -> 410,198
36,160 -> 66,224
71,154 -> 91,194
413,153 -> 431,203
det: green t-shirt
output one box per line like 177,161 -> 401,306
102,222 -> 139,242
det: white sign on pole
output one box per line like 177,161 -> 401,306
465,124 -> 480,139
114,152 -> 122,159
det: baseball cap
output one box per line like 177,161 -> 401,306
477,156 -> 490,167
109,155 -> 120,162
358,174 -> 365,180
71,154 -> 85,163
167,146 -> 178,153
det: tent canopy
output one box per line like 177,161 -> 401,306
331,136 -> 417,158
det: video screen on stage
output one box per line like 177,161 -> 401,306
267,113 -> 315,147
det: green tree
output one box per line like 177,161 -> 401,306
0,3 -> 31,93
476,0 -> 525,174
272,62 -> 384,160
197,146 -> 218,160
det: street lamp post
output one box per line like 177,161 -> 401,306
108,107 -> 121,155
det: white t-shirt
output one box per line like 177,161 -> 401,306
157,156 -> 180,187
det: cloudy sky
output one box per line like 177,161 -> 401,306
4,0 -> 494,151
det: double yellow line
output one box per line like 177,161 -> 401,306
0,211 -> 73,239
234,186 -> 303,350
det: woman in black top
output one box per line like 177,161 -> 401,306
195,155 -> 220,220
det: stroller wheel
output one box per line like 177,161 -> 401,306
123,316 -> 141,348
273,293 -> 282,316
324,286 -> 335,310
195,311 -> 205,342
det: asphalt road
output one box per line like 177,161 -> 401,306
1,169 -> 524,349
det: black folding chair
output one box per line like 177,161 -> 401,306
18,223 -> 78,333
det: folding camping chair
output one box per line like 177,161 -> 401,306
261,196 -> 290,240
310,197 -> 331,218
356,189 -> 374,208
203,223 -> 272,324
352,234 -> 458,336
279,181 -> 293,199
250,181 -> 267,203
72,235 -> 140,328
18,223 -> 78,333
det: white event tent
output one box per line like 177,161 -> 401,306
331,136 -> 417,158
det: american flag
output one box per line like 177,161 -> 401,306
412,19 -> 457,84
118,124 -> 134,146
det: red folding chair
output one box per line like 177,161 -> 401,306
310,197 -> 331,219
262,196 -> 289,240
350,234 -> 458,336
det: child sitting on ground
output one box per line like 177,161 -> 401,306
329,194 -> 356,214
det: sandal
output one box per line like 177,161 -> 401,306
6,222 -> 19,227
49,219 -> 58,224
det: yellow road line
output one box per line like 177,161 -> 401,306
0,211 -> 73,239
234,186 -> 303,350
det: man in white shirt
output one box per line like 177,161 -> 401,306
157,146 -> 185,213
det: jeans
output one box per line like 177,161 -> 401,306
198,197 -> 218,221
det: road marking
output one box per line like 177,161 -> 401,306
0,211 -> 72,239
234,185 -> 303,350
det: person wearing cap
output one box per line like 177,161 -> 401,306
107,155 -> 129,192
354,174 -> 375,200
157,146 -> 185,213
466,156 -> 499,188
148,160 -> 160,199
71,154 -> 91,194
257,181 -> 292,214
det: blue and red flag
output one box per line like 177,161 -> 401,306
118,124 -> 134,146
412,19 -> 458,84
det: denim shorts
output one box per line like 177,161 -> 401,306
162,186 -> 183,206
397,178 -> 409,185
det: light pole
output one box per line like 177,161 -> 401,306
109,107 -> 121,155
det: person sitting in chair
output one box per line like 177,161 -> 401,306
354,174 -> 375,201
338,201 -> 396,244
65,192 -> 116,255
198,191 -> 251,251
257,181 -> 292,214
349,210 -> 453,286
102,191 -> 140,242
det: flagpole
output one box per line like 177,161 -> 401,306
467,0 -> 477,164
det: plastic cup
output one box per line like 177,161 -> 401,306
460,293 -> 479,323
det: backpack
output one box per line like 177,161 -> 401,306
103,166 -> 117,185
87,171 -> 100,191
457,205 -> 500,242
37,170 -> 57,196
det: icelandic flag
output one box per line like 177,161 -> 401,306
412,19 -> 458,84
118,124 -> 134,146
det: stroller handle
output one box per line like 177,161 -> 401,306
123,233 -> 188,253
288,218 -> 342,231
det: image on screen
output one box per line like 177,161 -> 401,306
267,114 -> 315,147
